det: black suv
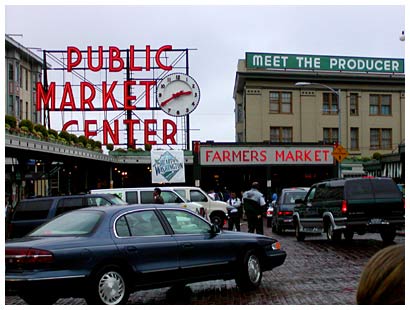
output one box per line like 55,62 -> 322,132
293,177 -> 404,243
7,194 -> 127,239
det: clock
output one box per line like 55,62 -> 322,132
157,73 -> 200,117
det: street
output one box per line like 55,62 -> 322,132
6,219 -> 405,305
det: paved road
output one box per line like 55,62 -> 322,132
6,219 -> 405,305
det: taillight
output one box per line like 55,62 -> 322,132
341,200 -> 348,214
267,210 -> 273,216
6,247 -> 54,264
278,211 -> 293,216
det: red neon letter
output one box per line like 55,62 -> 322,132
155,45 -> 173,71
140,80 -> 156,109
129,45 -> 142,71
84,120 -> 97,139
102,81 -> 118,110
36,82 -> 56,111
80,81 -> 96,111
123,119 -> 140,146
145,45 -> 151,71
144,119 -> 157,145
60,82 -> 76,111
163,119 -> 177,144
103,119 -> 119,145
67,46 -> 82,72
62,120 -> 78,132
109,46 -> 124,72
88,46 -> 103,72
124,81 -> 136,110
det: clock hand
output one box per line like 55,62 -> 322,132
160,90 -> 192,107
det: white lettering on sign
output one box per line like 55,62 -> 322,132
200,146 -> 334,166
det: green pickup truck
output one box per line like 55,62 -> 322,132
293,177 -> 405,243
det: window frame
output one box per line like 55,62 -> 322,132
323,128 -> 339,144
269,91 -> 293,114
370,128 -> 392,150
322,93 -> 338,115
350,127 -> 359,151
369,94 -> 392,116
270,126 -> 293,143
350,93 -> 359,116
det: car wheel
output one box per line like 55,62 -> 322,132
210,213 -> 224,228
326,223 -> 341,242
343,230 -> 354,241
20,294 -> 58,305
380,227 -> 396,243
235,250 -> 262,291
295,222 -> 305,241
85,265 -> 130,305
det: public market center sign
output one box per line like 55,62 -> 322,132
246,52 -> 404,73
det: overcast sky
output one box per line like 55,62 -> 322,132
4,4 -> 406,147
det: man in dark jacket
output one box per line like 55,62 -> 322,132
242,182 -> 266,234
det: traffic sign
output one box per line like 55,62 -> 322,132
332,145 -> 348,163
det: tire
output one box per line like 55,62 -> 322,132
343,230 -> 354,241
326,223 -> 341,242
235,250 -> 262,291
210,213 -> 224,228
380,227 -> 396,243
20,294 -> 58,305
85,265 -> 130,305
295,222 -> 305,241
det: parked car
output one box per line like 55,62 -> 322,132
165,186 -> 231,227
293,177 -> 405,242
90,187 -> 227,227
5,204 -> 287,305
7,193 -> 127,239
271,187 -> 308,233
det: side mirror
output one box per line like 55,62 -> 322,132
210,223 -> 220,235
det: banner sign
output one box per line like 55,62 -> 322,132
151,150 -> 185,183
200,146 -> 334,166
246,52 -> 404,73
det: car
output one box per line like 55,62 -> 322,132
5,204 -> 287,305
266,203 -> 274,227
271,188 -> 308,233
293,177 -> 405,242
91,187 -> 228,227
166,186 -> 231,227
7,193 -> 127,239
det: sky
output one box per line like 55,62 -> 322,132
4,3 -> 406,149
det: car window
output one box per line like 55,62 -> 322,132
12,199 -> 53,220
140,191 -> 155,203
162,191 -> 183,203
306,187 -> 316,203
174,190 -> 187,200
55,197 -> 84,216
190,190 -> 208,202
29,210 -> 103,236
371,179 -> 403,199
125,191 -> 139,204
87,197 -> 112,207
162,209 -> 211,235
116,210 -> 166,237
284,191 -> 307,204
345,179 -> 373,199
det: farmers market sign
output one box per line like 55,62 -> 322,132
246,53 -> 404,73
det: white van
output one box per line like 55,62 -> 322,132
165,186 -> 230,227
89,187 -> 206,218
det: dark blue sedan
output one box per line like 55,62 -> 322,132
5,204 -> 287,305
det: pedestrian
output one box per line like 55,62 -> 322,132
356,244 -> 405,304
242,182 -> 266,234
226,191 -> 241,231
153,188 -> 164,204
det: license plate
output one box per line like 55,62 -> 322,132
369,218 -> 383,225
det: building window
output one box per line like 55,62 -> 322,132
369,94 -> 392,116
350,127 -> 359,150
25,102 -> 29,119
237,103 -> 244,122
370,128 -> 392,150
8,63 -> 14,81
323,128 -> 339,144
25,69 -> 29,90
269,91 -> 292,113
322,93 -> 338,115
270,127 -> 292,142
350,93 -> 359,116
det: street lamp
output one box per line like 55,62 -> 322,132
399,30 -> 405,42
295,82 -> 342,178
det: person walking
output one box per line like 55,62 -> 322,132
153,188 -> 164,204
227,191 -> 241,231
242,182 -> 266,234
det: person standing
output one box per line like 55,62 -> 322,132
153,188 -> 164,204
227,191 -> 241,231
242,182 -> 266,234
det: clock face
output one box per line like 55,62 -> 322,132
157,73 -> 200,117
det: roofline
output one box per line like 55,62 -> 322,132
5,34 -> 44,66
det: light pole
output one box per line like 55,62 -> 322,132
295,82 -> 342,178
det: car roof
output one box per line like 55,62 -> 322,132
19,193 -> 119,202
281,187 -> 308,192
76,203 -> 190,214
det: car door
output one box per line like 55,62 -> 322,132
298,186 -> 321,229
112,209 -> 181,286
160,209 -> 235,280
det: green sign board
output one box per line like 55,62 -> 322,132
246,53 -> 404,73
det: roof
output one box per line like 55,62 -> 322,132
5,34 -> 43,65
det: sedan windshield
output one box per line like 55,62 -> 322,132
284,192 -> 307,204
29,210 -> 103,236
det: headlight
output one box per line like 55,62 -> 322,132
271,242 -> 281,250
